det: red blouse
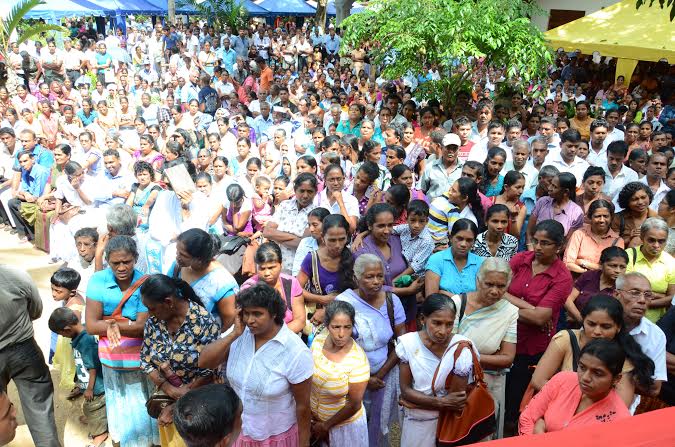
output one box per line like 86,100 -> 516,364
508,251 -> 573,355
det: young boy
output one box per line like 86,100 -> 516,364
454,116 -> 474,162
50,267 -> 85,397
48,307 -> 108,447
393,200 -> 434,331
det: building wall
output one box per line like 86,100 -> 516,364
533,0 -> 620,31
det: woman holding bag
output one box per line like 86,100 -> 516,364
397,293 -> 474,447
85,235 -> 160,447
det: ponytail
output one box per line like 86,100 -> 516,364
173,277 -> 204,306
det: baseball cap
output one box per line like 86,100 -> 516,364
442,133 -> 461,147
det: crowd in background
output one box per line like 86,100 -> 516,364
0,13 -> 674,447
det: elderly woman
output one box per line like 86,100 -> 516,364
503,220 -> 573,433
240,241 -> 306,333
336,253 -> 407,447
519,340 -> 631,435
447,257 -> 518,439
531,295 -> 654,408
626,217 -> 675,323
397,293 -> 474,446
564,199 -> 623,275
146,158 -> 210,274
199,283 -> 313,447
310,301 -> 369,446
85,236 -> 159,446
169,229 -> 238,330
140,274 -> 220,447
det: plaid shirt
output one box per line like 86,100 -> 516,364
393,224 -> 434,274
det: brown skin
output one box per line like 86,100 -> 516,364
425,229 -> 476,296
263,180 -> 317,249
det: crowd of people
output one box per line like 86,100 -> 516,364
0,12 -> 674,447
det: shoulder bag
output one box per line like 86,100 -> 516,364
98,275 -> 148,370
433,340 -> 496,446
303,250 -> 324,335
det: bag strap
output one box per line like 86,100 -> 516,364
619,212 -> 625,237
458,293 -> 468,326
281,277 -> 293,311
630,247 -> 637,267
171,263 -> 180,279
567,329 -> 581,372
310,251 -> 323,295
431,339 -> 485,396
111,275 -> 148,319
385,291 -> 396,337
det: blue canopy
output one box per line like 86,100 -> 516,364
74,0 -> 165,15
150,0 -> 270,17
4,0 -> 107,19
256,0 -> 316,16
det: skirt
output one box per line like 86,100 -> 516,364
233,423 -> 299,447
363,366 -> 400,447
327,411 -> 368,447
101,367 -> 159,446
159,423 -> 187,447
400,408 -> 438,447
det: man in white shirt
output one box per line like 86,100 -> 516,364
545,128 -> 589,187
605,109 -> 625,145
616,272 -> 668,397
586,118 -> 610,167
640,152 -> 670,211
501,140 -> 539,189
468,121 -> 509,163
63,38 -> 84,85
535,116 -> 561,158
602,140 -> 639,200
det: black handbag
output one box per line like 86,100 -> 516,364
146,389 -> 174,419
218,235 -> 250,255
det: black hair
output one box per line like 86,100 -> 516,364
534,219 -> 565,246
617,181 -> 653,211
357,161 -> 380,183
226,183 -> 245,202
463,160 -> 484,178
365,203 -> 395,228
407,199 -> 429,218
63,161 -> 82,176
456,177 -> 485,231
293,172 -> 318,191
140,274 -> 203,307
321,214 -> 356,291
486,203 -> 510,222
133,160 -> 155,181
450,218 -> 479,240
386,184 -> 410,211
105,235 -> 138,260
246,157 -> 262,170
54,143 -> 72,156
390,163 -> 411,181
50,267 -> 81,290
501,170 -> 525,195
582,166 -> 606,184
324,300 -> 356,326
420,293 -> 457,317
254,241 -> 283,265
480,147 -> 507,192
557,172 -> 578,202
386,145 -> 406,161
665,189 -> 675,208
607,140 -> 629,158
297,155 -> 318,173
236,282 -> 286,325
628,148 -> 648,163
74,227 -> 99,243
195,172 -> 212,185
48,307 -> 79,333
323,163 -> 344,179
359,140 -> 380,162
599,246 -> 628,264
579,338 -> 625,377
309,207 -> 331,221
560,128 -> 581,144
587,199 -> 614,220
177,228 -> 221,263
174,383 -> 241,447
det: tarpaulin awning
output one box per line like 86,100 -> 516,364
153,0 -> 271,17
544,0 -> 674,81
2,0 -> 107,20
76,0 -> 165,15
255,0 -> 316,16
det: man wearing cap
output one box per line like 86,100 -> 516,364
419,132 -> 464,200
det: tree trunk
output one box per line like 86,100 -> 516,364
168,0 -> 176,24
315,0 -> 328,31
335,0 -> 355,26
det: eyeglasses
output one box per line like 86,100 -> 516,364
531,238 -> 557,247
76,241 -> 94,248
618,289 -> 654,300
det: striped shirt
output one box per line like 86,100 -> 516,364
427,193 -> 478,245
310,331 -> 370,426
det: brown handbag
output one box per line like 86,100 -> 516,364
433,340 -> 496,446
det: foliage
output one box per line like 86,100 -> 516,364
636,0 -> 674,21
176,0 -> 249,29
0,0 -> 67,92
340,0 -> 553,107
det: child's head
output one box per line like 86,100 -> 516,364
195,172 -> 212,196
254,175 -> 272,199
50,267 -> 81,301
308,207 -> 330,241
407,199 -> 429,237
48,307 -> 81,338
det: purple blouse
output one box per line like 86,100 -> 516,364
300,252 -> 340,294
573,269 -> 614,312
532,196 -> 584,236
353,234 -> 408,286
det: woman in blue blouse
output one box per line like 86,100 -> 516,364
480,147 -> 507,197
85,235 -> 159,447
76,98 -> 98,127
425,218 -> 485,296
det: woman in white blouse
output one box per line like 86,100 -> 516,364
199,282 -> 313,447
397,293 -> 475,447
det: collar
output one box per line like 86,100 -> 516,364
629,317 -> 650,337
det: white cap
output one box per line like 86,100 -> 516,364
442,133 -> 461,147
